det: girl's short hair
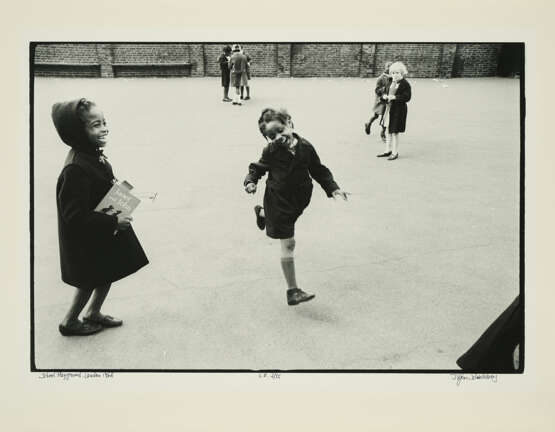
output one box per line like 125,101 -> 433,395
389,61 -> 408,76
75,98 -> 96,124
223,45 -> 231,54
258,108 -> 293,139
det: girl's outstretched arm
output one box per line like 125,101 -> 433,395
307,144 -> 340,197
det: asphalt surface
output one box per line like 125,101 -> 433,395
32,76 -> 521,370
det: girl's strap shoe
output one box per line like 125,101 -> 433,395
377,151 -> 392,157
58,320 -> 103,336
83,314 -> 123,327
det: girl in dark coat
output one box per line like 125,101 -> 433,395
218,45 -> 232,102
377,61 -> 412,161
244,108 -> 349,306
52,98 -> 149,336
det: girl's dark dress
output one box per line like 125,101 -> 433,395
244,134 -> 339,239
52,100 -> 149,290
381,78 -> 411,133
218,53 -> 230,87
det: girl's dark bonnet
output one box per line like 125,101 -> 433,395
51,98 -> 101,157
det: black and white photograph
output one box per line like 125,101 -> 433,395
5,0 -> 555,428
31,41 -> 524,371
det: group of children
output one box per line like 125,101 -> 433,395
50,59 -> 410,336
218,44 -> 252,105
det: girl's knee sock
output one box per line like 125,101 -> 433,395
280,257 -> 298,289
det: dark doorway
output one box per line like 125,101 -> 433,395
497,43 -> 524,77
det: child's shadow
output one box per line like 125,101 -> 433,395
293,304 -> 338,324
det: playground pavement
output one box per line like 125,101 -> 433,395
31,76 -> 520,370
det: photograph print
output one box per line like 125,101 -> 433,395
30,42 -> 524,371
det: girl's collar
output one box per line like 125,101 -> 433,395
75,146 -> 108,164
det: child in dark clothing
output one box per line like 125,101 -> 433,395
365,61 -> 392,141
218,45 -> 232,102
377,61 -> 412,161
52,98 -> 149,336
244,108 -> 348,306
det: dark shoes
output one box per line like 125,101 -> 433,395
254,205 -> 265,230
83,314 -> 123,327
377,151 -> 392,157
387,153 -> 399,161
287,288 -> 315,306
244,96 -> 251,100
223,97 -> 232,102
58,320 -> 103,336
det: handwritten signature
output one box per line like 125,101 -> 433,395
450,373 -> 498,386
38,372 -> 114,380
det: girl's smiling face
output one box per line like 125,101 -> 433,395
82,105 -> 109,147
391,70 -> 403,82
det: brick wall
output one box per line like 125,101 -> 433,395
34,43 -> 98,65
32,43 -> 513,79
204,44 -> 225,77
291,43 -> 362,77
241,44 -> 278,77
453,43 -> 502,77
374,43 -> 443,78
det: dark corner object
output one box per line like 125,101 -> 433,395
457,295 -> 523,372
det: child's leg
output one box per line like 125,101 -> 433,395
84,283 -> 112,319
240,86 -> 244,99
385,128 -> 392,152
61,288 -> 94,326
377,127 -> 392,157
223,85 -> 230,100
280,237 -> 297,290
245,85 -> 250,98
391,133 -> 399,155
281,237 -> 315,305
365,113 -> 379,134
368,112 -> 379,124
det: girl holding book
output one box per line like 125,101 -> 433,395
52,98 -> 149,336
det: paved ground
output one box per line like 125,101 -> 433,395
32,76 -> 521,370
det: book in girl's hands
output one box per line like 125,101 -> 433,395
95,180 -> 141,218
